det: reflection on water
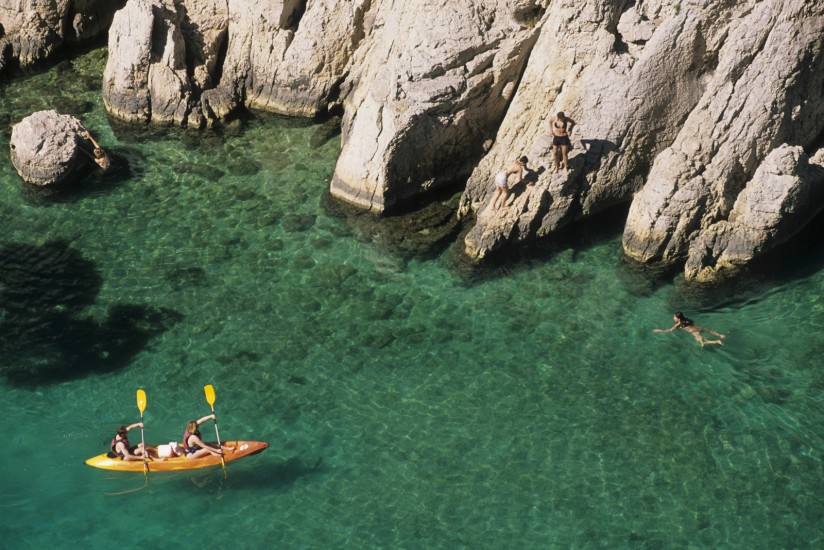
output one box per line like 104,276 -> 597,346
1,47 -> 823,549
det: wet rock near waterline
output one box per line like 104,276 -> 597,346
0,0 -> 124,75
227,158 -> 262,176
51,97 -> 95,116
175,161 -> 225,181
309,116 -> 341,149
0,240 -> 181,385
326,195 -> 463,259
165,266 -> 209,290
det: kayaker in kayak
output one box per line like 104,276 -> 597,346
110,423 -> 159,461
183,414 -> 225,459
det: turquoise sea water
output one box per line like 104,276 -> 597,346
1,48 -> 824,549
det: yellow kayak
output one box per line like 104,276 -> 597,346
85,440 -> 268,472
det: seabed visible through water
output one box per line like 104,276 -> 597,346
1,47 -> 823,549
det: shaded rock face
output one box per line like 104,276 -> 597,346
10,110 -> 87,186
0,0 -> 125,75
683,146 -> 824,282
99,0 -> 824,280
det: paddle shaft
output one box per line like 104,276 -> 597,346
136,389 -> 148,478
209,403 -> 226,473
139,410 -> 148,477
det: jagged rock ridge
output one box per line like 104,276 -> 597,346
94,1 -> 824,280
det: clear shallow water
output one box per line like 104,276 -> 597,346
1,49 -> 824,549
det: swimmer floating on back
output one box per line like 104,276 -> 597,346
653,312 -> 726,347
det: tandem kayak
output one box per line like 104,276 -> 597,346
85,440 -> 268,472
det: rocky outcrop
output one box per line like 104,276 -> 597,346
329,0 -> 545,212
683,145 -> 824,282
102,0 -> 224,127
103,0 -> 369,126
97,0 -> 824,280
622,1 -> 824,277
201,0 -> 370,119
10,110 -> 88,186
458,0 -> 750,259
0,0 -> 124,75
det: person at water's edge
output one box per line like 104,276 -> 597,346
653,312 -> 726,346
79,129 -> 110,170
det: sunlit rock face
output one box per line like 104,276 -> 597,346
10,110 -> 86,187
99,0 -> 824,279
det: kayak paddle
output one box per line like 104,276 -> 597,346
204,384 -> 226,476
136,389 -> 148,479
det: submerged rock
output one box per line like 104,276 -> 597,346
9,110 -> 88,186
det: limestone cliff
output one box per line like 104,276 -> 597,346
0,0 -> 124,74
96,0 -> 824,281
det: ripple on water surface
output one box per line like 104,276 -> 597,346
1,48 -> 824,549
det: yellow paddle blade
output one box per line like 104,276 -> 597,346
136,389 -> 147,414
204,384 -> 216,407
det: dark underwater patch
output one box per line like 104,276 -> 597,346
0,240 -> 182,385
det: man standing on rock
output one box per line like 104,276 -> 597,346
549,112 -> 575,174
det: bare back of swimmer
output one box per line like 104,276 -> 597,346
653,312 -> 726,347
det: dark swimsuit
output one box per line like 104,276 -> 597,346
552,120 -> 572,147
183,430 -> 202,455
110,435 -> 131,459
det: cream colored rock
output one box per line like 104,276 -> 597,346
203,0 -> 369,118
460,0 -> 732,259
623,1 -> 824,269
0,0 -> 121,73
103,0 -> 225,126
104,0 -> 367,125
329,0 -> 546,212
684,145 -> 824,282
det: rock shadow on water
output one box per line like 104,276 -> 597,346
449,202 -> 629,286
21,146 -> 147,205
322,190 -> 463,261
0,240 -> 182,385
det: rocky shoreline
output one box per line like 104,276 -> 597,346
5,0 -> 824,282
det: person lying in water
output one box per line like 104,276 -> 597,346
182,414 -> 227,459
110,423 -> 161,461
653,312 -> 726,346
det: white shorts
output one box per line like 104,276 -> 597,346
495,172 -> 508,189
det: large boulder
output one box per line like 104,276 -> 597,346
10,110 -> 87,186
102,0 -> 218,127
202,0 -> 369,118
103,0 -> 367,126
328,0 -> 546,212
0,0 -> 124,75
622,1 -> 824,272
683,145 -> 824,282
